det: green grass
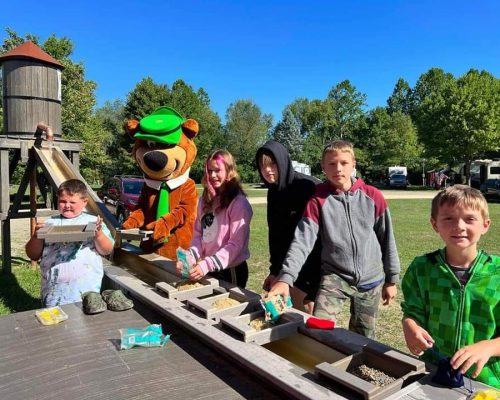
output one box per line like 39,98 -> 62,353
2,199 -> 499,354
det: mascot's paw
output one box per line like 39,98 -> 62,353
148,219 -> 170,243
122,216 -> 140,230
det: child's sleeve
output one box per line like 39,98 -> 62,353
401,260 -> 427,326
278,197 -> 320,286
375,206 -> 400,284
188,200 -> 203,261
197,196 -> 253,275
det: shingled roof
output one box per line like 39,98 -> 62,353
0,41 -> 63,69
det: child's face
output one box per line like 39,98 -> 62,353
431,203 -> 490,253
207,159 -> 227,192
58,191 -> 88,219
321,150 -> 356,191
259,159 -> 278,184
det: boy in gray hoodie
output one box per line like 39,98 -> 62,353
268,140 -> 400,338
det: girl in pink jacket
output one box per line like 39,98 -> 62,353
177,150 -> 253,287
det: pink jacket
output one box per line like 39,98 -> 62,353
189,194 -> 253,276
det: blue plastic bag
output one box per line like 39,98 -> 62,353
119,324 -> 170,350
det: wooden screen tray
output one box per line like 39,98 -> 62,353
220,309 -> 303,345
187,288 -> 261,321
117,228 -> 153,242
155,278 -> 218,301
315,346 -> 425,400
37,222 -> 96,243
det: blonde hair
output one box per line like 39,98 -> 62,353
322,140 -> 355,160
431,185 -> 489,220
201,150 -> 245,213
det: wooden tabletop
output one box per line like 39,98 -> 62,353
0,301 -> 280,400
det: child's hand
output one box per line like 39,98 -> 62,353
188,264 -> 204,281
381,283 -> 397,305
262,273 -> 277,292
95,216 -> 103,234
175,261 -> 183,276
402,317 -> 434,356
450,340 -> 493,378
267,281 -> 290,299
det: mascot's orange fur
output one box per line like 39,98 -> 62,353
122,107 -> 199,260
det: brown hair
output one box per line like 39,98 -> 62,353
57,179 -> 88,199
322,139 -> 355,160
201,150 -> 246,213
258,151 -> 276,168
431,185 -> 489,220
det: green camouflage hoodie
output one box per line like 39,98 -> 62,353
402,249 -> 500,388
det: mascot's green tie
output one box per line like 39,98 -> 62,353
156,182 -> 169,219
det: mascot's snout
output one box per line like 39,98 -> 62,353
144,151 -> 168,172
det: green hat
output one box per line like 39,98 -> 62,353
134,107 -> 185,144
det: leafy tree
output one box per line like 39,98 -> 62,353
272,107 -> 303,160
439,69 -> 500,183
411,68 -> 456,161
123,77 -> 170,120
94,99 -> 138,179
387,78 -> 413,115
326,80 -> 367,143
224,99 -> 272,181
166,80 -> 223,181
360,108 -> 422,179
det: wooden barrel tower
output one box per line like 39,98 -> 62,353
0,41 -> 63,137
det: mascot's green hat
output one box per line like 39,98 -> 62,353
134,107 -> 184,144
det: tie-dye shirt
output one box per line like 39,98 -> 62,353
40,213 -> 114,306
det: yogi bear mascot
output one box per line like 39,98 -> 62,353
122,106 -> 199,260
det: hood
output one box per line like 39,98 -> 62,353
255,140 -> 295,191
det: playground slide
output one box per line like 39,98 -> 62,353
33,145 -> 119,236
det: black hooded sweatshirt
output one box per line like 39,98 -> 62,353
256,140 -> 321,282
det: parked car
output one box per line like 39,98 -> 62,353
389,174 -> 408,188
98,176 -> 144,225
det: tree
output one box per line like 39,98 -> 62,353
272,107 -> 303,160
224,99 -> 272,181
439,69 -> 500,183
360,108 -> 422,179
387,78 -> 414,115
166,80 -> 224,181
411,68 -> 456,162
326,80 -> 367,143
94,99 -> 138,178
123,77 -> 170,120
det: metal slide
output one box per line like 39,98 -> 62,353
33,145 -> 119,236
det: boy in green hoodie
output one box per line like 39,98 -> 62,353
401,185 -> 499,388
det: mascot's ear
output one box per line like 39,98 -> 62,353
182,119 -> 199,140
124,119 -> 140,139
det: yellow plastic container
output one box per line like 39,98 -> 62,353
35,306 -> 69,325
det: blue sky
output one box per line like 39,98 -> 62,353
2,1 -> 499,122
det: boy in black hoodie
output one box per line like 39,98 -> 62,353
256,140 -> 321,313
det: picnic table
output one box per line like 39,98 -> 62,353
0,301 -> 280,400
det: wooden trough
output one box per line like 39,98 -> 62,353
187,287 -> 261,321
36,222 -> 96,243
315,346 -> 426,400
220,309 -> 304,345
155,277 -> 219,302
